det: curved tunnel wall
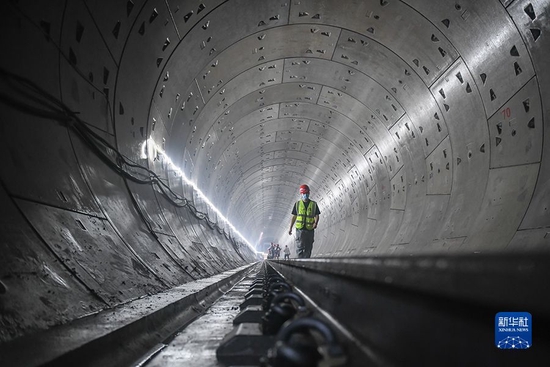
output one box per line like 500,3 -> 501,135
0,0 -> 549,343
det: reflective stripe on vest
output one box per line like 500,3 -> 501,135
295,200 -> 316,230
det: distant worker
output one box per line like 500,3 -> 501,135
275,244 -> 281,259
284,245 -> 290,260
288,184 -> 320,258
267,242 -> 274,259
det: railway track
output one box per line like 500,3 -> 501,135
1,255 -> 549,366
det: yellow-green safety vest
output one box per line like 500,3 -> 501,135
295,200 -> 317,230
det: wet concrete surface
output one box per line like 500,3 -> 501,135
0,265 -> 255,367
145,279 -> 254,366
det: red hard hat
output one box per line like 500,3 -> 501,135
299,184 -> 310,193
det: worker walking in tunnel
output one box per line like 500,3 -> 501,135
288,184 -> 320,258
284,245 -> 290,260
267,242 -> 274,259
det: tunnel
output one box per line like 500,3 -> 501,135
1,0 -> 550,365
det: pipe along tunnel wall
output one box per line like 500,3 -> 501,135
0,0 -> 549,352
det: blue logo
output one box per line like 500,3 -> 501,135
495,312 -> 532,349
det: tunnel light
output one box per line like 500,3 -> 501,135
257,231 -> 263,249
144,138 -> 256,252
140,138 -> 156,160
140,139 -> 148,159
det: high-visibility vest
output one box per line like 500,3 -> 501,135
295,200 -> 317,230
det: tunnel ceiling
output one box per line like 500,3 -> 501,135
128,0 -> 549,252
4,0 -> 550,255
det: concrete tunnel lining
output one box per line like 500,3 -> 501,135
0,0 -> 549,350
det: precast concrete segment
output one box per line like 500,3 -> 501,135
70,131 -> 196,285
0,186 -> 106,343
508,0 -> 550,233
1,0 -> 550,348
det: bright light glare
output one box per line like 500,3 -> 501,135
257,231 -> 263,246
144,138 -> 256,252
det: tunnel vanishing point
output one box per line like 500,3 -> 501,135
1,0 -> 550,365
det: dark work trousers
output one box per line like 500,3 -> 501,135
295,228 -> 314,258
